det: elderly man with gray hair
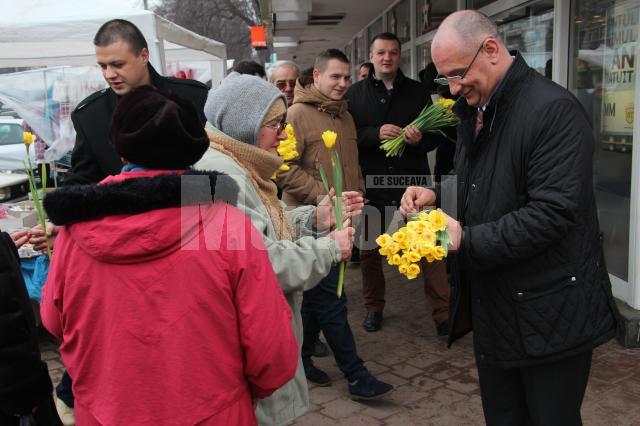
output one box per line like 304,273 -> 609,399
268,60 -> 300,106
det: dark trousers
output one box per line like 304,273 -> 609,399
301,266 -> 365,380
0,394 -> 62,426
55,371 -> 74,408
477,350 -> 593,426
360,249 -> 450,325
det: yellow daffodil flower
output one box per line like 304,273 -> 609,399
392,231 -> 406,243
279,164 -> 290,171
322,130 -> 337,149
407,263 -> 420,278
433,246 -> 446,261
23,131 -> 35,146
407,251 -> 421,263
428,209 -> 448,232
376,234 -> 392,247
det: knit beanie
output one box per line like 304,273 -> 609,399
110,86 -> 208,169
204,72 -> 287,145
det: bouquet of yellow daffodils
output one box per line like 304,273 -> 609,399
272,124 -> 299,178
317,130 -> 347,297
380,98 -> 458,157
376,210 -> 451,279
23,131 -> 51,258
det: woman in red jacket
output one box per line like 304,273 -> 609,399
41,86 -> 298,425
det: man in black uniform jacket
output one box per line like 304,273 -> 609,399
65,19 -> 208,186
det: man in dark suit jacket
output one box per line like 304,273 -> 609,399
65,19 -> 208,186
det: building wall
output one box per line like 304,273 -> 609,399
346,0 -> 639,308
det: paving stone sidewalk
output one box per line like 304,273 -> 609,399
41,262 -> 640,425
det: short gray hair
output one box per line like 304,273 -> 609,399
267,61 -> 300,82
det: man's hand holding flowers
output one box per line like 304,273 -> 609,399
379,124 -> 402,140
400,186 -> 437,216
403,125 -> 423,145
400,186 -> 461,252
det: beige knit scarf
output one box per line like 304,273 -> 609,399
206,128 -> 294,241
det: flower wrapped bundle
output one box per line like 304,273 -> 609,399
272,124 -> 299,177
380,98 -> 458,157
376,210 -> 451,279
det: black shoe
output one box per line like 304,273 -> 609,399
436,321 -> 449,337
363,311 -> 383,332
312,339 -> 331,358
304,364 -> 331,386
348,371 -> 394,401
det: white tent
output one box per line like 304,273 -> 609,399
0,0 -> 226,161
0,1 -> 226,82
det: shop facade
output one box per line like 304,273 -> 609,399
345,0 -> 639,342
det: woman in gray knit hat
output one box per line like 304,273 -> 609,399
196,72 -> 364,425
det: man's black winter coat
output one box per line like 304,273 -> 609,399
65,65 -> 208,185
447,53 -> 617,368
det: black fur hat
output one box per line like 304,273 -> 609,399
110,85 -> 208,169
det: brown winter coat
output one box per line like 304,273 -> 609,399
277,82 -> 364,206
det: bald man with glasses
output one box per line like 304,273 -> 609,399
401,10 -> 617,425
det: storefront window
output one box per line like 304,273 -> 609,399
368,18 -> 383,49
344,43 -> 352,62
355,35 -> 366,65
400,49 -> 412,77
416,0 -> 457,36
494,0 -> 554,77
416,41 -> 432,73
387,0 -> 411,43
570,0 -> 638,281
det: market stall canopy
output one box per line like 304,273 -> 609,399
0,0 -> 226,162
0,0 -> 226,70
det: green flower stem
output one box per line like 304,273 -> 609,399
380,103 -> 458,158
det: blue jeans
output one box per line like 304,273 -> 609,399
301,265 -> 366,381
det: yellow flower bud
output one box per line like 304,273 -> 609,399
23,131 -> 35,146
322,130 -> 337,149
428,210 -> 448,232
279,164 -> 290,171
392,231 -> 406,243
376,234 -> 392,247
407,251 -> 421,263
433,245 -> 446,261
407,263 -> 420,276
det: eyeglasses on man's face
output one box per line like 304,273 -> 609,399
433,38 -> 490,86
263,119 -> 287,133
275,79 -> 296,90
